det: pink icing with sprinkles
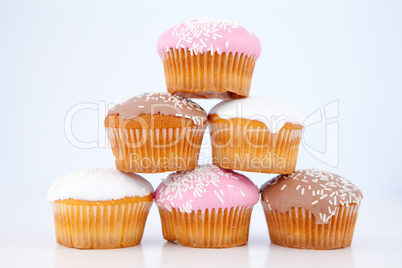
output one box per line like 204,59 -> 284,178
154,165 -> 259,213
157,18 -> 261,58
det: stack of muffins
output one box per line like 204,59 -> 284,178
47,18 -> 363,250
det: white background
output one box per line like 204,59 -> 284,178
1,0 -> 401,267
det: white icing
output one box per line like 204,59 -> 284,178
209,96 -> 304,133
46,168 -> 154,202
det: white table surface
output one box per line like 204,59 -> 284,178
1,191 -> 400,268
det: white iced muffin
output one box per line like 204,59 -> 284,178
47,168 -> 154,249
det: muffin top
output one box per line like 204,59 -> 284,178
157,18 -> 261,59
209,96 -> 304,133
46,168 -> 154,202
260,169 -> 363,224
155,165 -> 259,213
107,92 -> 207,126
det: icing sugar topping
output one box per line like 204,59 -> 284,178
108,92 -> 207,126
46,168 -> 154,202
261,169 -> 363,224
209,96 -> 304,133
209,97 -> 304,133
157,18 -> 261,58
155,165 -> 259,213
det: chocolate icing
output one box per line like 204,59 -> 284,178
261,169 -> 363,224
108,92 -> 207,126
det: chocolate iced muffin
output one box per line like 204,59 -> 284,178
105,92 -> 207,173
260,169 -> 363,249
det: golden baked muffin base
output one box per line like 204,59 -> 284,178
106,114 -> 207,173
261,202 -> 360,250
209,114 -> 303,174
105,114 -> 197,129
51,195 -> 153,249
158,206 -> 253,248
161,48 -> 256,99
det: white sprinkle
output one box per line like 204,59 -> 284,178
227,185 -> 234,188
138,106 -> 144,108
320,194 -> 328,200
214,190 -> 225,205
296,185 -> 301,190
301,188 -> 305,195
194,188 -> 201,198
200,39 -> 207,47
281,185 -> 287,191
219,189 -> 224,195
225,41 -> 229,48
240,190 -> 246,197
312,200 -> 319,205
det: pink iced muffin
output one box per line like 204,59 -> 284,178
155,164 -> 259,248
157,18 -> 261,99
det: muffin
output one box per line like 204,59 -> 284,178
155,164 -> 259,248
209,96 -> 304,174
260,169 -> 363,250
157,18 -> 261,99
47,168 -> 154,249
105,92 -> 207,173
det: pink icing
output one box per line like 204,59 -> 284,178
157,18 -> 261,59
155,165 -> 259,213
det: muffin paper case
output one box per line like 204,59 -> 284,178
260,169 -> 363,250
155,165 -> 259,248
261,203 -> 360,250
51,197 -> 153,249
158,206 -> 253,248
105,93 -> 208,173
107,124 -> 206,173
157,18 -> 261,99
47,168 -> 154,249
209,97 -> 304,174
